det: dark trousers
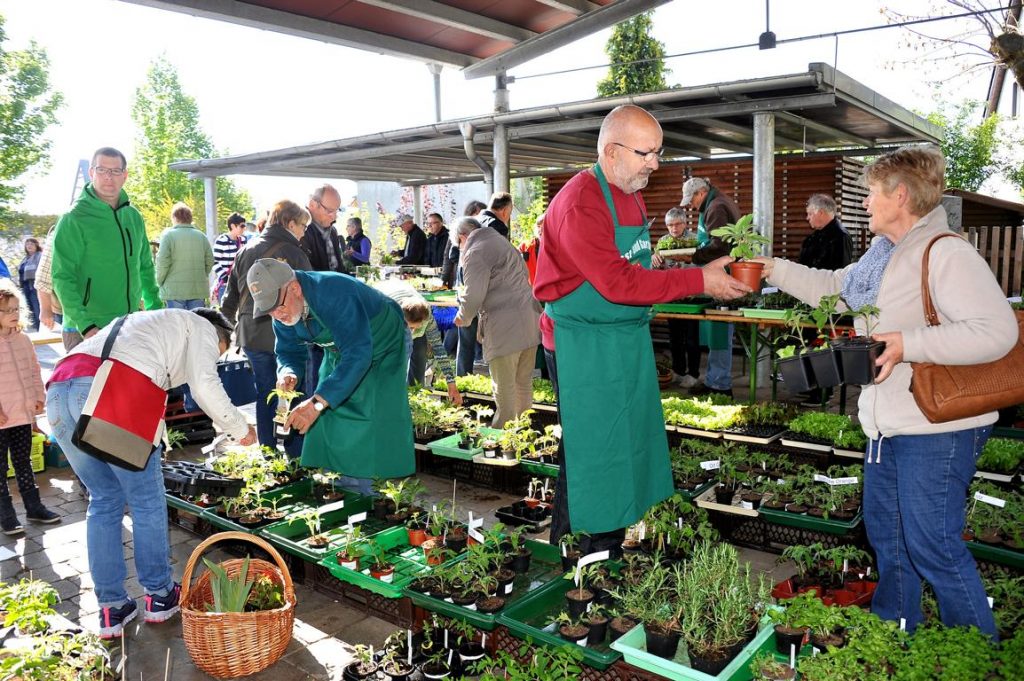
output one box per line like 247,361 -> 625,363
667,319 -> 701,377
456,318 -> 478,376
244,348 -> 303,459
0,424 -> 36,498
546,350 -> 625,555
306,345 -> 324,397
408,335 -> 428,386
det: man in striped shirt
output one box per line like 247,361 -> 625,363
212,213 -> 248,302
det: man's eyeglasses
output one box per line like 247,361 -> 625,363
92,166 -> 125,177
611,143 -> 663,163
317,199 -> 340,214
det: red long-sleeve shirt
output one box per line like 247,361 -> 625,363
533,169 -> 704,350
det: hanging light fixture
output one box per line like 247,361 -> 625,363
759,0 -> 777,49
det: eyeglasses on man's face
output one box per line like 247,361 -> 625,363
317,199 -> 340,214
92,166 -> 125,177
612,142 -> 663,163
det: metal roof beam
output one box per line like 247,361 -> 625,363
695,118 -> 817,151
661,129 -> 749,156
774,111 -> 873,147
116,0 -> 476,68
534,0 -> 601,14
462,0 -> 670,79
358,0 -> 535,42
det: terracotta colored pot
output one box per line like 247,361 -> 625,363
728,260 -> 765,290
407,527 -> 427,547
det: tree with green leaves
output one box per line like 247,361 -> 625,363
926,100 -> 999,192
0,14 -> 63,212
596,11 -> 669,97
127,56 -> 252,237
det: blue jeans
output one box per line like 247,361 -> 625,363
243,348 -> 302,459
45,377 -> 174,607
863,427 -> 996,637
705,324 -> 734,390
22,280 -> 39,331
164,299 -> 205,310
456,318 -> 478,376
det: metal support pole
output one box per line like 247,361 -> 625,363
203,176 -> 217,243
493,72 -> 510,193
412,185 -> 423,226
428,63 -> 443,123
752,111 -> 775,392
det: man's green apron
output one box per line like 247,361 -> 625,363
697,188 -> 732,351
546,165 -> 674,534
298,301 -> 414,479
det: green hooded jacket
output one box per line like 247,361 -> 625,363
52,184 -> 163,333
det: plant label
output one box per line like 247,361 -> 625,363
574,550 -> 610,585
700,459 -> 720,471
988,596 -> 995,608
974,491 -> 1006,508
320,499 -> 346,514
831,476 -> 859,486
468,528 -> 485,544
348,512 -> 367,525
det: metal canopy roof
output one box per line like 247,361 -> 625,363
170,63 -> 943,186
117,0 -> 668,78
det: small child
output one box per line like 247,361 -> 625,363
0,281 -> 59,534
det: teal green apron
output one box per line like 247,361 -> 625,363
696,188 -> 731,350
546,165 -> 674,534
299,302 -> 415,479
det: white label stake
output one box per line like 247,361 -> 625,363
574,550 -> 610,586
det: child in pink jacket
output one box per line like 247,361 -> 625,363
0,281 -> 58,534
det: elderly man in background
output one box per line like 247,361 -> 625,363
155,202 -> 214,310
800,193 -> 853,271
455,216 -> 541,427
393,214 -> 426,266
478,192 -> 513,240
423,213 -> 449,268
680,176 -> 744,399
652,206 -> 702,388
302,184 -> 347,274
534,105 -> 749,553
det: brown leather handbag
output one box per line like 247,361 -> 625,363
910,233 -> 1024,423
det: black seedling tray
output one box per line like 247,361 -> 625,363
162,461 -> 244,498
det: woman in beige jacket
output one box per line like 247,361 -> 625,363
756,145 -> 1016,638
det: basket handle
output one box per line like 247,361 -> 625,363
180,531 -> 295,606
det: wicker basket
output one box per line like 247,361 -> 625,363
181,531 -> 296,678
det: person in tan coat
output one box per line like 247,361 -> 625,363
454,216 -> 542,427
0,281 -> 59,535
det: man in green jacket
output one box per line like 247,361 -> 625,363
155,202 -> 214,309
52,147 -> 162,337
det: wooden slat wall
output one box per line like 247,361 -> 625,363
966,224 -> 1024,296
544,154 -> 870,260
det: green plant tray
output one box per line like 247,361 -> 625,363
654,302 -> 710,315
422,290 -> 458,302
253,493 -> 379,562
967,540 -> 1024,570
199,477 -> 325,533
520,460 -> 559,478
319,525 -> 453,598
678,479 -> 717,501
611,620 -> 774,681
427,427 -> 504,460
758,507 -> 862,535
739,308 -> 788,320
404,540 -> 563,630
496,571 -> 622,670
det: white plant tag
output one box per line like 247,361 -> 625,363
468,528 -> 485,544
974,492 -> 1006,508
700,459 -> 720,471
830,476 -> 859,486
574,550 -> 610,586
319,499 -> 346,514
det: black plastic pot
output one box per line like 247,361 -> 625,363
458,641 -> 486,665
560,550 -> 581,572
586,618 -> 609,646
778,352 -> 817,393
510,549 -> 531,574
836,338 -> 885,385
643,625 -> 680,660
565,589 -> 594,619
688,648 -> 732,676
381,662 -> 415,681
807,347 -> 843,388
774,625 -> 808,655
714,486 -> 735,505
342,662 -> 379,681
558,624 -> 590,646
445,532 -> 468,554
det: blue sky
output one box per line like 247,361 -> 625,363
0,0 -> 998,215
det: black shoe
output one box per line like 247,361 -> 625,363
0,496 -> 23,535
25,506 -> 61,524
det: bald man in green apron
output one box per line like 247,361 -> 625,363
247,259 -> 414,495
534,105 -> 751,553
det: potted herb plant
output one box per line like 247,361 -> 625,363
709,213 -> 771,290
748,651 -> 796,681
342,644 -> 378,680
806,293 -> 845,388
421,648 -> 453,679
379,647 -> 415,681
289,507 -> 330,548
564,563 -> 598,618
609,560 -> 681,659
776,308 -> 817,394
336,525 -> 362,570
366,540 -> 395,583
551,611 -> 590,646
834,303 -> 885,385
267,386 -> 303,437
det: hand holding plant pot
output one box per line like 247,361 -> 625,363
710,214 -> 771,290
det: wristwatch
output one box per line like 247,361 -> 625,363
312,395 -> 328,412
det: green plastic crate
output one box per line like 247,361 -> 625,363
967,540 -> 1024,570
404,539 -> 564,630
610,619 -> 774,681
255,493 -> 379,562
654,302 -> 710,315
427,427 -> 503,460
758,507 -> 862,536
678,479 -> 716,501
200,478 -> 344,535
520,460 -> 559,478
496,571 -> 622,670
739,308 -> 788,320
319,525 -> 450,598
165,493 -> 214,515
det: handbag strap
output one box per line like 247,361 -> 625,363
920,233 -> 965,328
99,316 -> 128,361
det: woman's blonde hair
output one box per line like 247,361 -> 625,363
268,200 -> 309,230
0,280 -> 28,330
863,145 -> 946,216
